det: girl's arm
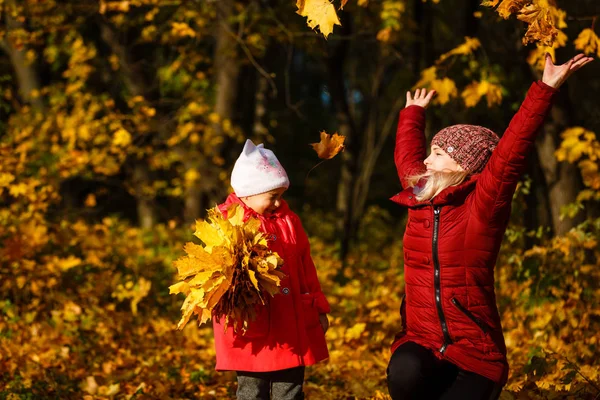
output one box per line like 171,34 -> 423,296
395,89 -> 436,187
472,54 -> 593,224
294,215 -> 330,315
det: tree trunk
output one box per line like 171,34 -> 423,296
535,101 -> 584,235
328,13 -> 358,262
132,164 -> 156,229
0,4 -> 45,111
99,22 -> 158,227
183,0 -> 242,219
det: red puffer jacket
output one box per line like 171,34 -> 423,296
390,81 -> 558,384
213,193 -> 330,372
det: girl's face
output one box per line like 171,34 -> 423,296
424,145 -> 463,173
241,187 -> 287,215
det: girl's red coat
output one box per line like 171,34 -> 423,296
213,193 -> 330,372
391,81 -> 558,384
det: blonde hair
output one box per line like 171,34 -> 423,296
407,171 -> 470,202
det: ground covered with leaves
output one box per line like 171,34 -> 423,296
1,206 -> 599,400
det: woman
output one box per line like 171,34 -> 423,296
387,53 -> 593,400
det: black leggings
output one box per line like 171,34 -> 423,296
387,342 -> 503,400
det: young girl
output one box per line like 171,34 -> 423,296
387,53 -> 593,400
213,139 -> 330,400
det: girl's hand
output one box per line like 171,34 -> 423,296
319,313 -> 329,334
406,88 -> 436,109
542,53 -> 593,89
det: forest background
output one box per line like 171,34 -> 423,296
1,0 -> 599,399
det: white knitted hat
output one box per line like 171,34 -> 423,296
230,139 -> 290,197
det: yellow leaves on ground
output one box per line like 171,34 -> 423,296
574,28 -> 600,58
310,131 -> 346,160
461,80 -> 503,107
112,277 -> 152,315
296,0 -> 341,39
170,203 -> 285,332
112,128 -> 132,147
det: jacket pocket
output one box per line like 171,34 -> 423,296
301,293 -> 321,329
451,298 -> 490,334
241,303 -> 270,339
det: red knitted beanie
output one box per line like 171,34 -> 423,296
431,124 -> 499,174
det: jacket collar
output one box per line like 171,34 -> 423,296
390,174 -> 479,208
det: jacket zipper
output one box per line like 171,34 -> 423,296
451,298 -> 489,334
433,206 -> 452,353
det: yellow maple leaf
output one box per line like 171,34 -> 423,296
555,127 -> 595,163
171,22 -> 196,39
527,45 -> 555,71
414,66 -> 437,88
579,160 -> 600,190
430,78 -> 458,105
517,3 -> 558,46
437,37 -> 480,64
297,0 -> 341,39
462,80 -> 503,108
496,0 -> 527,19
574,28 -> 600,58
310,131 -> 346,159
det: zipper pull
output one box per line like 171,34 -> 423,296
439,343 -> 448,354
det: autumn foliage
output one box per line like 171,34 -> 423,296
1,0 -> 599,399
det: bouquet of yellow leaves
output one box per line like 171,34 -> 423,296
170,203 -> 285,333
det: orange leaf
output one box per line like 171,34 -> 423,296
310,131 -> 346,159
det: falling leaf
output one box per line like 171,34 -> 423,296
310,131 -> 346,159
340,0 -> 349,10
296,0 -> 341,39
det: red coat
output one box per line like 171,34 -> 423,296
390,81 -> 558,384
213,193 -> 330,372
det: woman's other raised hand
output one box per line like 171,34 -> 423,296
406,88 -> 437,109
542,53 -> 593,89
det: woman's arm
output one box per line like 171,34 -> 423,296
394,89 -> 436,187
472,54 -> 593,225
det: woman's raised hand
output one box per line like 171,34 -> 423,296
405,88 -> 436,109
542,53 -> 593,89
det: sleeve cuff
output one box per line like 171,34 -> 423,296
313,292 -> 331,314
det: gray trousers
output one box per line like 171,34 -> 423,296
236,367 -> 305,400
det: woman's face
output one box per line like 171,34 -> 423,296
241,187 -> 286,215
424,145 -> 463,173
